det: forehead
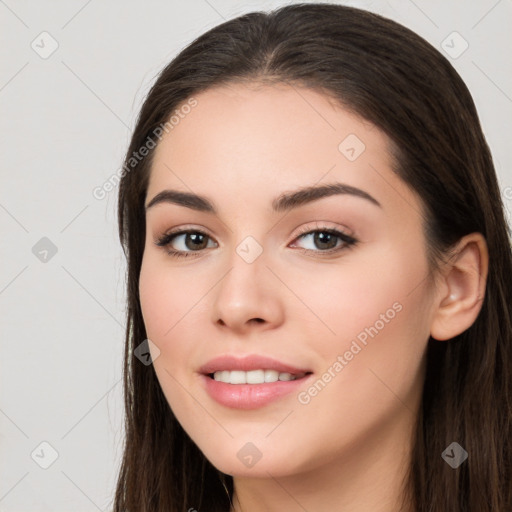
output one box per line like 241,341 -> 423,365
146,82 -> 420,220
152,81 -> 391,167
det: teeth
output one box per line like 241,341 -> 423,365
265,369 -> 279,383
247,369 -> 264,384
212,369 -> 305,384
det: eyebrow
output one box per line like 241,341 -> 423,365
144,182 -> 381,214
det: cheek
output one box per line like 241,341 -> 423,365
298,242 -> 430,357
139,258 -> 170,339
139,254 -> 198,340
138,254 -> 213,379
288,253 -> 430,464
139,257 -> 201,411
292,244 -> 432,437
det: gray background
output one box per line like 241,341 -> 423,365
1,0 -> 511,510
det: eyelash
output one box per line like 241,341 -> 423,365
154,224 -> 358,259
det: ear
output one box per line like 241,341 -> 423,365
430,233 -> 489,341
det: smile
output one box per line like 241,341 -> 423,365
198,354 -> 313,409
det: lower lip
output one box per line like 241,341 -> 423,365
201,374 -> 311,409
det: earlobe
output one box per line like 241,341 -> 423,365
430,233 -> 489,341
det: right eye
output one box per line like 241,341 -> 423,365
155,229 -> 218,258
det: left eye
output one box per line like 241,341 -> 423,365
291,228 -> 357,253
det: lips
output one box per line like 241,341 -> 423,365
198,354 -> 313,409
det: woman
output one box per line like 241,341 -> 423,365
114,3 -> 512,511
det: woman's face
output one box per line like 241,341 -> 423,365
139,82 -> 437,477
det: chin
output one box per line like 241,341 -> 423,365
199,441 -> 308,478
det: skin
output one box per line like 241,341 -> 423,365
139,82 -> 488,512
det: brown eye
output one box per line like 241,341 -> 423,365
181,232 -> 209,250
311,231 -> 339,250
291,227 -> 357,254
155,230 -> 217,257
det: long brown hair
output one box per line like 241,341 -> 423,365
114,3 -> 512,511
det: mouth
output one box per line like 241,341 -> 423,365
198,354 -> 313,409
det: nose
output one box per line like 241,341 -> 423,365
211,245 -> 285,335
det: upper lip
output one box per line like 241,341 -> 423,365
199,354 -> 311,375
